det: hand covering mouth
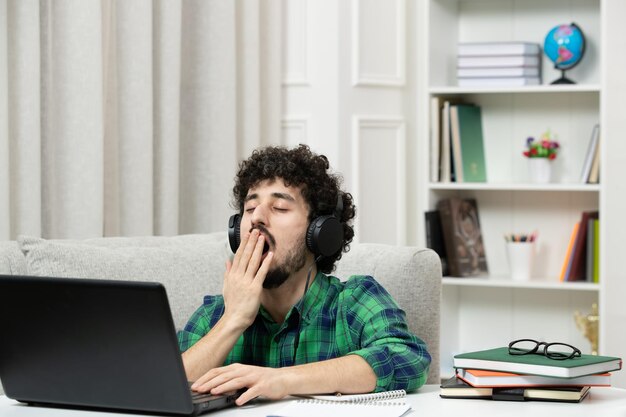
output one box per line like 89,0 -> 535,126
250,226 -> 274,255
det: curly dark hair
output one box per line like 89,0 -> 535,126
232,144 -> 356,273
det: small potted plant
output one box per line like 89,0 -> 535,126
523,130 -> 560,183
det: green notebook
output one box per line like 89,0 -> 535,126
455,104 -> 487,183
454,347 -> 622,378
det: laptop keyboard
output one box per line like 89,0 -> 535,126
188,382 -> 221,403
191,391 -> 221,403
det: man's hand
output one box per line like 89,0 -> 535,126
222,229 -> 273,329
180,229 -> 273,381
191,363 -> 289,406
190,356 -> 377,406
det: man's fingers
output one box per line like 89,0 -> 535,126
245,234 -> 266,276
192,365 -> 272,406
235,386 -> 259,406
191,369 -> 217,391
191,365 -> 235,392
235,230 -> 260,274
195,373 -> 234,393
254,252 -> 273,285
210,377 -> 247,396
230,230 -> 251,270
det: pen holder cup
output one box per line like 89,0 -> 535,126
506,242 -> 534,281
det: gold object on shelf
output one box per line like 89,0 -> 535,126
574,303 -> 599,355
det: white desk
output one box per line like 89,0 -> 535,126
2,385 -> 626,417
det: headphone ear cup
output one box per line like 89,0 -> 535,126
228,214 -> 241,253
306,215 -> 343,257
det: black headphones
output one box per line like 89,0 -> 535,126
228,193 -> 344,258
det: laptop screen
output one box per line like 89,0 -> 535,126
0,275 -> 194,415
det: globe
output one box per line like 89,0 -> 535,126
543,23 -> 586,84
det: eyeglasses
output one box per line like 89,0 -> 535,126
508,339 -> 581,360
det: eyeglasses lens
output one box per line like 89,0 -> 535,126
545,343 -> 576,359
509,340 -> 537,354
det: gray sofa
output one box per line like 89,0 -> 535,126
0,233 -> 441,395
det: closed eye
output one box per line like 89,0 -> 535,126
274,207 -> 288,212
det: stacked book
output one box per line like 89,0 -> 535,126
441,345 -> 622,403
457,42 -> 542,87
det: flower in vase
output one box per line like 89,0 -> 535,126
523,130 -> 560,160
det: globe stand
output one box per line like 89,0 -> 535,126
551,68 -> 576,85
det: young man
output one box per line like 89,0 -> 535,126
178,145 -> 431,405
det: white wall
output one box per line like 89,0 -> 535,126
281,0 -> 418,246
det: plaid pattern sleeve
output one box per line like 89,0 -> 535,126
177,295 -> 225,353
341,276 -> 431,392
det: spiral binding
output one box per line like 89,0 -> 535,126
297,399 -> 407,407
298,389 -> 406,404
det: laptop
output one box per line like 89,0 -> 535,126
0,275 -> 241,415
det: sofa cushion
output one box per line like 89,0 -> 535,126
0,241 -> 28,275
17,233 -> 231,330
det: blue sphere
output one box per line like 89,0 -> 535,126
544,23 -> 585,70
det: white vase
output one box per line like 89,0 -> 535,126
528,158 -> 552,183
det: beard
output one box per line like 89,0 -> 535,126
262,233 -> 308,289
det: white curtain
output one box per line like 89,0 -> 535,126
0,0 -> 282,240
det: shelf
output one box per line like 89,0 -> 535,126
429,85 -> 601,95
442,276 -> 599,291
428,183 -> 600,192
419,0 -> 614,387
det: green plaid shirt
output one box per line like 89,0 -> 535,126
178,273 -> 430,392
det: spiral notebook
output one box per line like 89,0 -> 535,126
268,390 -> 411,417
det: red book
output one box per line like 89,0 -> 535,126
457,368 -> 611,388
568,211 -> 599,281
